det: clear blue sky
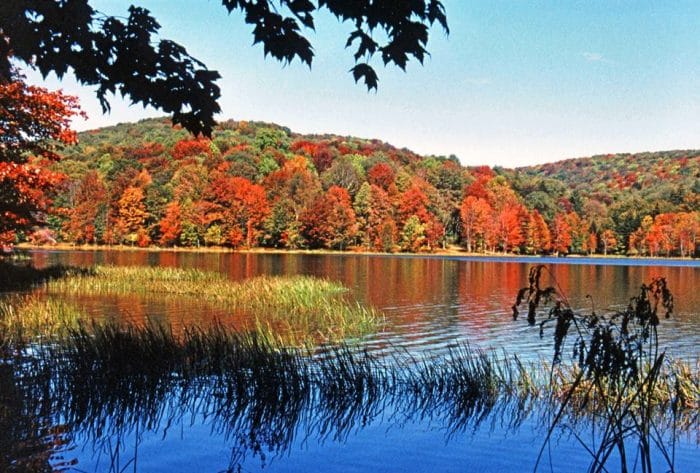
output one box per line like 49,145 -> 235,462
26,0 -> 700,167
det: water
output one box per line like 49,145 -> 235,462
9,250 -> 700,472
29,250 -> 700,360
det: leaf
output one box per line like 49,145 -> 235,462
350,63 -> 378,91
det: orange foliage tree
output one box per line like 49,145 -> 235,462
203,175 -> 269,247
115,186 -> 148,245
460,196 -> 492,253
526,209 -> 551,254
0,73 -> 83,245
63,170 -> 107,244
550,212 -> 572,255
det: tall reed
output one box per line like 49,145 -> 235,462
513,265 -> 691,473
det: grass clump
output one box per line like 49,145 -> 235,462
45,265 -> 381,345
0,295 -> 83,348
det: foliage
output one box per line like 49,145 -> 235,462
13,117 -> 698,257
0,72 -> 84,245
2,1 -> 447,135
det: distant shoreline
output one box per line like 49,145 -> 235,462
15,243 -> 698,265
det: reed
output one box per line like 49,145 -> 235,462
513,265 -> 694,473
0,295 -> 83,347
43,265 -> 381,345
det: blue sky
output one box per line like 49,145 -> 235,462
26,1 -> 700,167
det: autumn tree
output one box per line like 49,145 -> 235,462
564,211 -> 587,254
264,156 -> 321,215
115,186 -> 148,245
202,175 -> 269,247
586,232 -> 598,255
0,73 -> 83,246
492,205 -> 526,253
367,185 -> 397,251
158,201 -> 182,246
550,213 -> 572,255
63,170 -> 107,244
674,212 -> 699,257
367,163 -> 396,192
262,198 -> 299,248
600,229 -> 617,256
399,215 -> 426,252
460,196 -> 492,253
525,210 -> 551,255
300,186 -> 357,250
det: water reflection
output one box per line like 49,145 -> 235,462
2,338 -> 696,473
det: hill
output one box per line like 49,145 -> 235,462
33,118 -> 698,257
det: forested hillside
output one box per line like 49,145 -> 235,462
34,118 -> 699,257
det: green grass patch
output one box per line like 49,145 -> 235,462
43,265 -> 381,345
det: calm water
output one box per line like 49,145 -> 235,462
30,250 -> 700,360
14,250 -> 700,471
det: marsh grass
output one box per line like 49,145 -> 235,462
45,266 -> 380,345
1,314 -> 696,470
0,295 -> 83,348
513,265 -> 696,473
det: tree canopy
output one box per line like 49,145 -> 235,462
31,117 -> 699,257
1,1 -> 448,136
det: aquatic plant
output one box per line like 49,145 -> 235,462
45,266 -> 380,345
0,295 -> 82,347
513,265 -> 691,473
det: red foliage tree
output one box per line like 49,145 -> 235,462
0,74 -> 83,245
492,205 -> 526,253
171,138 -> 212,160
397,184 -> 430,224
300,186 -> 357,249
159,201 -> 182,246
367,163 -> 396,191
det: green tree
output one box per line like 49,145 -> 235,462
400,215 -> 426,252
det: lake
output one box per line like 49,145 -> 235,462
8,250 -> 700,471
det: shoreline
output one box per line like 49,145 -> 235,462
14,243 -> 699,265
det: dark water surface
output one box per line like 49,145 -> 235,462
17,250 -> 700,472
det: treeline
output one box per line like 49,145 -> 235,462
31,118 -> 699,257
